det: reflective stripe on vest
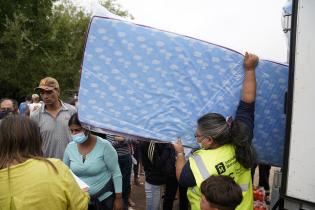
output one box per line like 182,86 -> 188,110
191,154 -> 210,180
240,183 -> 249,192
187,146 -> 254,210
192,153 -> 249,192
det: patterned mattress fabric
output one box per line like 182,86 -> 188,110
78,17 -> 288,166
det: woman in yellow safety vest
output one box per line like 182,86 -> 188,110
174,52 -> 259,210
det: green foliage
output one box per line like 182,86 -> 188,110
0,0 -> 132,102
44,1 -> 90,100
0,0 -> 54,101
101,0 -> 134,19
0,0 -> 54,37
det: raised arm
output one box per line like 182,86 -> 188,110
241,52 -> 259,103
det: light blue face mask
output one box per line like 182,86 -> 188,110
71,132 -> 88,144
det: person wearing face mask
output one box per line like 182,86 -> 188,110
0,98 -> 19,121
63,113 -> 123,210
173,52 -> 259,210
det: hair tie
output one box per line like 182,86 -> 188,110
226,116 -> 233,128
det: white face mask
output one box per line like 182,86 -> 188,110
198,137 -> 207,149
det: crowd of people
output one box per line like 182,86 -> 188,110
0,52 -> 271,210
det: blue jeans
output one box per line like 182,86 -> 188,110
145,181 -> 161,210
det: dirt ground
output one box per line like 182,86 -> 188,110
128,174 -> 146,210
128,167 -> 279,210
128,173 -> 180,210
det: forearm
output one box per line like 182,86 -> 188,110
112,174 -> 123,193
105,145 -> 123,193
110,161 -> 123,193
241,70 -> 256,103
242,52 -> 258,103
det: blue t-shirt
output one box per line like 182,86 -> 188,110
63,137 -> 122,201
18,102 -> 29,115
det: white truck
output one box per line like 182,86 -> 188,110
273,0 -> 315,209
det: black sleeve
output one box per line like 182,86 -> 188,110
234,100 -> 255,143
235,100 -> 255,132
178,161 -> 196,187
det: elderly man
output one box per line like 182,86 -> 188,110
0,98 -> 19,120
31,77 -> 76,160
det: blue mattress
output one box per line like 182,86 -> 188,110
78,16 -> 288,166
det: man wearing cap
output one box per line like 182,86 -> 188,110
31,77 -> 76,160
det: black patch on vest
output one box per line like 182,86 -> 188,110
215,162 -> 226,174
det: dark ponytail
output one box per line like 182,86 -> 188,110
197,113 -> 255,169
230,120 -> 255,169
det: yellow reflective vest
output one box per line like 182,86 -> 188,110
187,144 -> 253,210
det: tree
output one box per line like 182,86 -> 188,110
100,0 -> 134,19
44,2 -> 90,100
0,0 -> 55,101
0,0 -> 132,102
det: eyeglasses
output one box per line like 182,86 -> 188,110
39,90 -> 54,95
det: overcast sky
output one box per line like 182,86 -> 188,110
116,0 -> 289,63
